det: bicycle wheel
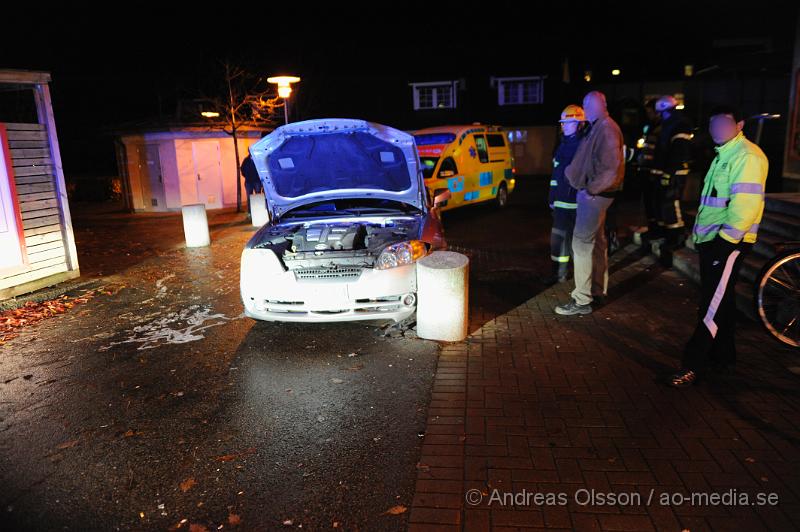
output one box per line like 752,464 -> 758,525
757,251 -> 800,347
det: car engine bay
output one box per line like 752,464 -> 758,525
251,218 -> 422,270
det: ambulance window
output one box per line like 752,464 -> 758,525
438,157 -> 458,177
420,157 -> 438,179
473,135 -> 489,163
487,134 -> 506,147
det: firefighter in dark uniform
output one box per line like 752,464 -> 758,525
543,104 -> 587,285
635,99 -> 662,239
652,95 -> 694,248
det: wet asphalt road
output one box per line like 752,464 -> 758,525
0,178 -> 640,530
0,221 -> 438,531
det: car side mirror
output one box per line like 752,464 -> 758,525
438,170 -> 455,178
433,189 -> 451,206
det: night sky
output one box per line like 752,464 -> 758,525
3,2 -> 797,177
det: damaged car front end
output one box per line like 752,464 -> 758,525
240,119 -> 447,323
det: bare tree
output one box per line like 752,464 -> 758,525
200,61 -> 283,212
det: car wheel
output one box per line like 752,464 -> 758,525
495,183 -> 508,208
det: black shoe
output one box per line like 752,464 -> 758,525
643,227 -> 665,242
541,273 -> 560,286
664,231 -> 686,251
669,369 -> 698,388
542,268 -> 570,286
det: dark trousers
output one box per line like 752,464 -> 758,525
605,195 -> 619,253
659,175 -> 686,246
641,170 -> 660,230
550,207 -> 577,277
659,178 -> 683,227
682,240 -> 752,374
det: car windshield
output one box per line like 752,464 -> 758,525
284,198 -> 419,219
420,157 -> 438,179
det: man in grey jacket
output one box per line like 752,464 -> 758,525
555,91 -> 625,315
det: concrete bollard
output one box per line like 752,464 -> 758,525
181,203 -> 210,248
250,193 -> 269,227
416,251 -> 469,342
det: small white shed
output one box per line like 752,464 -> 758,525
116,127 -> 263,212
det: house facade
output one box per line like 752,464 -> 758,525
405,74 -> 560,175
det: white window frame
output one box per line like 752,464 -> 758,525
491,76 -> 545,106
409,80 -> 458,110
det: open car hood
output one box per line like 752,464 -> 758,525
249,118 -> 427,220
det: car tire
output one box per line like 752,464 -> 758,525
494,183 -> 508,208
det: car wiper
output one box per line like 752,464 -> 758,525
286,207 -> 414,219
286,210 -> 343,218
339,207 -> 411,215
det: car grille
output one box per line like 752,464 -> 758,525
294,267 -> 363,282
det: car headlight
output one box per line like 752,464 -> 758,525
375,240 -> 427,270
240,248 -> 284,283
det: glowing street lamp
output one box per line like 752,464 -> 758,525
267,75 -> 301,124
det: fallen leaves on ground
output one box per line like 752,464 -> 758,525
168,518 -> 189,530
0,285 -> 123,344
214,447 -> 256,462
180,478 -> 196,492
383,505 -> 407,515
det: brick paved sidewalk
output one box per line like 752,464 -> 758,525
409,246 -> 800,532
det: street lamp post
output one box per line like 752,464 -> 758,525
267,76 -> 301,124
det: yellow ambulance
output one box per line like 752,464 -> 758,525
413,124 -> 516,211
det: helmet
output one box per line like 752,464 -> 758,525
560,104 -> 586,123
655,95 -> 678,112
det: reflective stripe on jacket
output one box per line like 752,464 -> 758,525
693,132 -> 768,245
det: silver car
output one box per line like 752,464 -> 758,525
240,118 -> 448,323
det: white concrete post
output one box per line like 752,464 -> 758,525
250,193 -> 269,227
416,251 -> 469,342
181,204 -> 210,248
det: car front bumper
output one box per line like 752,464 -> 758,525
241,260 -> 417,323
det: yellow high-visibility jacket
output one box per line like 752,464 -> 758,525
693,132 -> 769,245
